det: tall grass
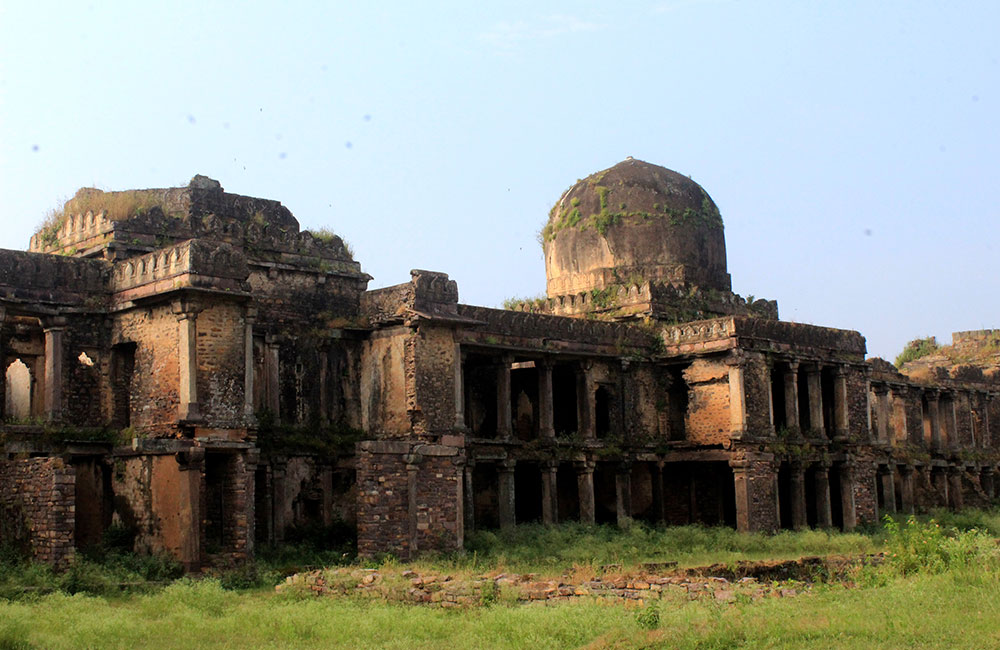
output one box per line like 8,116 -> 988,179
461,521 -> 876,574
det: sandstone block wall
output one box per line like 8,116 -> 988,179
684,358 -> 732,445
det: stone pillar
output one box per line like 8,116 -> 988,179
576,460 -> 596,525
172,303 -> 202,422
783,360 -> 800,435
615,462 -> 632,527
577,362 -> 595,440
243,309 -> 256,418
948,467 -> 963,510
874,387 -> 890,444
946,394 -> 959,450
176,448 -> 205,571
879,466 -> 897,515
463,462 -> 475,533
899,465 -> 915,514
982,467 -> 996,501
651,461 -> 665,524
541,461 -> 559,525
806,366 -> 825,437
271,460 -> 287,543
931,468 -> 949,507
927,391 -> 941,450
730,455 -> 779,532
406,455 -> 421,554
537,360 -> 555,439
0,306 -> 7,421
790,463 -> 808,529
318,348 -> 330,424
833,365 -> 849,440
498,459 -> 516,530
729,364 -> 747,439
891,387 -> 910,445
266,340 -> 280,416
496,357 -> 512,440
838,463 -> 857,531
814,463 -> 833,528
454,345 -> 466,430
42,317 -> 66,422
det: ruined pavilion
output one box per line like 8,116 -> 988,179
0,160 -> 996,568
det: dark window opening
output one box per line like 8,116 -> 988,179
472,463 -> 499,529
771,363 -> 787,432
821,367 -> 836,438
514,462 -> 542,524
777,463 -> 793,529
797,371 -> 811,432
111,343 -> 136,428
593,462 -> 617,525
665,365 -> 689,441
595,385 -> 612,439
556,463 -> 580,522
552,364 -> 578,436
511,365 -> 538,441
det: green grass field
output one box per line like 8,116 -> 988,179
2,509 -> 1000,649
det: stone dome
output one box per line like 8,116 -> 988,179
542,158 -> 731,298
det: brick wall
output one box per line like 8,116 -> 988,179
356,439 -> 463,560
0,456 -> 75,566
112,305 -> 181,435
195,302 -> 247,427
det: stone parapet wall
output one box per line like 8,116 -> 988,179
0,250 -> 108,306
0,456 -> 75,566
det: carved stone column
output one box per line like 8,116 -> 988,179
806,366 -> 825,438
731,455 -> 779,532
615,462 -> 632,527
541,460 -> 559,525
874,386 -> 890,443
537,359 -> 555,439
948,467 -> 963,510
0,306 -> 7,421
651,461 -> 665,524
498,459 -> 516,530
814,462 -> 833,528
577,361 -> 595,440
879,465 -> 897,515
790,463 -> 808,529
172,303 -> 204,422
981,467 -> 996,501
833,365 -> 850,440
927,390 -> 941,450
783,360 -> 800,436
839,462 -> 857,531
496,357 -> 512,440
454,345 -> 466,430
266,339 -> 280,417
899,465 -> 915,514
463,461 -> 476,533
729,363 -> 747,439
42,316 -> 67,422
244,308 -> 257,419
576,460 -> 596,525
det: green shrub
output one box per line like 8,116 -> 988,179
894,337 -> 939,367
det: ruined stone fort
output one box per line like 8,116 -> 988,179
1,159 -> 997,568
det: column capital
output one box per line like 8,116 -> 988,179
499,457 -> 516,472
41,315 -> 68,331
574,459 -> 595,473
172,298 -> 203,319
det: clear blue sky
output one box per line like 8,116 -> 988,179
1,1 -> 997,361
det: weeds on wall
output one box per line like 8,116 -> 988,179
254,409 -> 362,457
894,337 -> 940,367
